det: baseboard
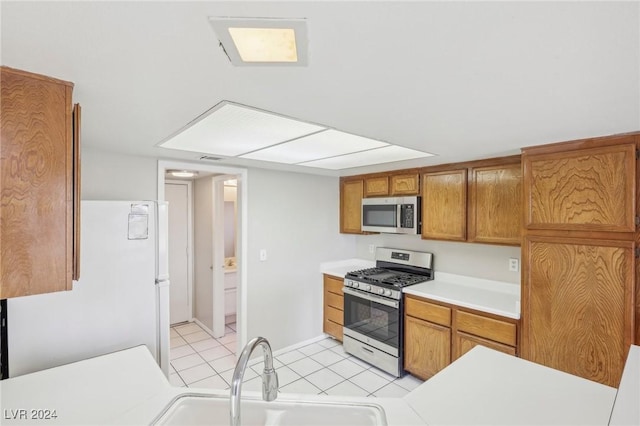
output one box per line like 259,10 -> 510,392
225,314 -> 236,325
271,334 -> 329,357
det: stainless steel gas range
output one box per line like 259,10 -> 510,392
343,247 -> 434,377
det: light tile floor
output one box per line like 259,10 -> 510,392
169,322 -> 423,397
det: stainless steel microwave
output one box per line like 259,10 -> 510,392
361,196 -> 421,234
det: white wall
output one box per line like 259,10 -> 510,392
82,147 -> 157,200
355,234 -> 521,283
245,168 -> 356,351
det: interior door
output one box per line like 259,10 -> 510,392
166,183 -> 191,325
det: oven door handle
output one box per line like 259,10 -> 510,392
343,287 -> 400,308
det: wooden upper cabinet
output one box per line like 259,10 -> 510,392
522,236 -> 635,387
422,169 -> 467,241
523,143 -> 636,232
340,179 -> 365,234
468,163 -> 522,245
0,66 -> 80,298
364,176 -> 389,197
390,173 -> 420,196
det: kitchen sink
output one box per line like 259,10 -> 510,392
153,393 -> 387,426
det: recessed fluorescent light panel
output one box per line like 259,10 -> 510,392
158,101 -> 435,170
240,129 -> 389,164
300,145 -> 434,170
159,102 -> 325,157
210,17 -> 308,66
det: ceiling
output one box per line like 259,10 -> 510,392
2,1 -> 638,176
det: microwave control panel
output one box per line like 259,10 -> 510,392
400,204 -> 414,228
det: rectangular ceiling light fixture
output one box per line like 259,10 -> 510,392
300,145 -> 435,170
210,17 -> 308,66
158,101 -> 325,157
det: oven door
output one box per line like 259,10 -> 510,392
342,287 -> 400,356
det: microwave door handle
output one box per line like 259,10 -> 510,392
396,204 -> 402,228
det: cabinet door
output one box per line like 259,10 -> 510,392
523,144 -> 636,232
468,163 -> 522,245
364,176 -> 389,197
454,331 -> 516,360
390,173 -> 419,196
1,67 -> 75,298
340,179 -> 364,234
522,237 -> 634,387
422,169 -> 467,241
404,315 -> 451,380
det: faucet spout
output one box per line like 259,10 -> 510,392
230,337 -> 279,426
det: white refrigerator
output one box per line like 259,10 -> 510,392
7,201 -> 170,378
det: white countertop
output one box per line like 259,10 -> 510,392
320,258 -> 375,279
404,345 -> 617,425
0,345 -> 171,425
403,271 -> 521,319
4,343 -> 639,426
609,345 -> 640,425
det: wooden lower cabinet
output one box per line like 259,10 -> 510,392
404,315 -> 451,380
404,294 -> 519,379
522,236 -> 634,387
323,275 -> 344,341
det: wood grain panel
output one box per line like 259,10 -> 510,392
323,319 -> 343,341
404,315 -> 451,380
325,305 -> 343,325
340,179 -> 364,234
468,163 -> 522,245
454,331 -> 516,360
1,67 -> 73,298
390,173 -> 419,196
405,295 -> 451,326
324,275 -> 344,295
364,176 -> 389,197
324,291 -> 343,311
456,310 -> 517,346
523,144 -> 636,232
422,169 -> 467,241
522,237 -> 634,387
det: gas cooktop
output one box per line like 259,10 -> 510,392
346,267 -> 431,288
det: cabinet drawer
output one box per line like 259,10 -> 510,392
324,319 -> 343,341
325,291 -> 343,311
455,331 -> 516,360
325,305 -> 344,325
324,275 -> 344,295
456,310 -> 516,346
405,296 -> 451,327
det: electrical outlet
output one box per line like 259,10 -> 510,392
509,258 -> 519,272
368,244 -> 376,254
259,249 -> 267,262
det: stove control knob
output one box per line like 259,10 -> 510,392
384,289 -> 392,297
352,282 -> 359,288
363,284 -> 371,291
378,288 -> 385,295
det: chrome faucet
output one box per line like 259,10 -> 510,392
230,337 -> 279,426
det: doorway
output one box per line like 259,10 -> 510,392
158,160 -> 247,359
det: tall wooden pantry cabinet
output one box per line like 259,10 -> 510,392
521,134 -> 639,387
0,66 -> 81,299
